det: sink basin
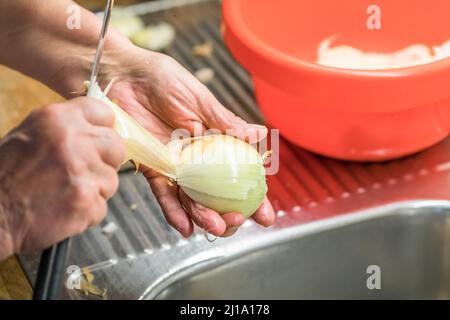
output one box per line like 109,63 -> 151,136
45,201 -> 450,300
154,204 -> 450,299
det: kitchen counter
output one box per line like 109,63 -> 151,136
0,66 -> 63,138
0,257 -> 32,300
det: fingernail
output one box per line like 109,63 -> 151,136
249,125 -> 268,134
249,124 -> 267,129
244,125 -> 267,143
223,225 -> 241,237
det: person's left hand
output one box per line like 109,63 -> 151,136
101,46 -> 275,238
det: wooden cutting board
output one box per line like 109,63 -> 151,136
0,65 -> 64,138
0,257 -> 33,300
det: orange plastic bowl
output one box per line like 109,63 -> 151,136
222,0 -> 450,161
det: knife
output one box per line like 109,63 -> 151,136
34,0 -> 115,300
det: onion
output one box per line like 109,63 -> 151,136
175,135 -> 267,217
317,37 -> 450,70
130,22 -> 176,51
100,6 -> 144,38
87,82 -> 267,218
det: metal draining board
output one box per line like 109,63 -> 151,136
19,0 -> 450,299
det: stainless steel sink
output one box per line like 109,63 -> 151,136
154,203 -> 450,300
55,201 -> 450,300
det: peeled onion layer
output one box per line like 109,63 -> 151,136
317,37 -> 450,70
177,164 -> 265,200
87,82 -> 267,218
88,82 -> 177,179
182,179 -> 267,218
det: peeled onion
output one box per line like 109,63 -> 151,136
175,135 -> 267,217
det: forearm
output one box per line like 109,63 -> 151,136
0,0 -> 131,98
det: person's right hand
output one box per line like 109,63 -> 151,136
0,97 -> 125,260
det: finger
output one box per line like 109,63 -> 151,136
75,97 -> 116,127
221,212 -> 245,237
95,164 -> 120,199
144,171 -> 193,237
178,189 -> 226,237
92,127 -> 126,169
87,196 -> 108,227
252,197 -> 276,227
200,91 -> 268,143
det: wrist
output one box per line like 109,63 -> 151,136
56,33 -> 135,98
0,0 -> 135,99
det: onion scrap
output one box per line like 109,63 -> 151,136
317,37 -> 450,70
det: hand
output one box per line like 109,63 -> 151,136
103,47 -> 276,238
0,0 -> 275,239
0,97 -> 125,259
